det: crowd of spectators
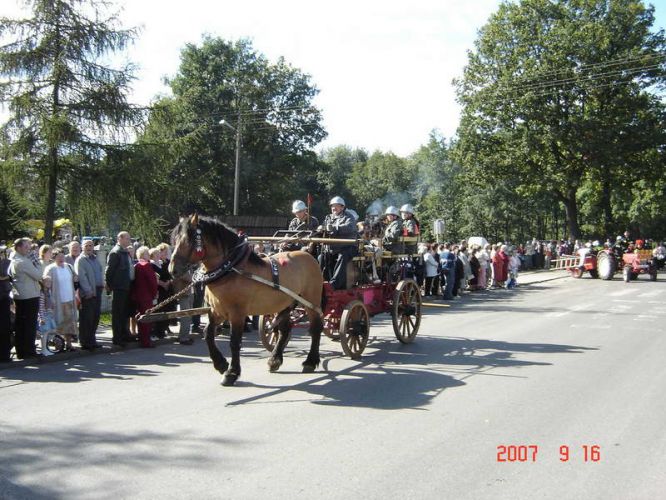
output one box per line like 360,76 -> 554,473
1,222 -> 664,364
0,232 -> 198,363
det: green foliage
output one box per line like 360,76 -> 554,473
0,0 -> 142,242
136,37 -> 327,225
317,145 -> 368,208
454,0 -> 666,239
346,151 -> 414,213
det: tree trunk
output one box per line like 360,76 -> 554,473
562,189 -> 582,240
44,146 -> 58,244
600,169 -> 613,237
44,16 -> 62,244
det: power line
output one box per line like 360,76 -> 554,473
484,52 -> 666,88
467,76 -> 663,109
490,63 -> 663,95
469,62 -> 665,106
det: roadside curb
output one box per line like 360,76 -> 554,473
520,272 -> 570,286
2,271 -> 572,371
0,332 -> 206,371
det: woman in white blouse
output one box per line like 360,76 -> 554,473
43,249 -> 78,351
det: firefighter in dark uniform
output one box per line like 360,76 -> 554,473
288,200 -> 319,231
400,203 -> 422,282
400,203 -> 420,254
382,206 -> 403,252
319,196 -> 357,290
281,200 -> 319,252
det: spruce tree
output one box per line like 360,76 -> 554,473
0,0 -> 141,242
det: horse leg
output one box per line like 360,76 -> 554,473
302,311 -> 322,373
267,308 -> 292,372
221,315 -> 244,386
205,317 -> 229,376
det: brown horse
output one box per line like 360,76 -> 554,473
169,214 -> 323,386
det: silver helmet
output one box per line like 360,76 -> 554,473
399,203 -> 414,214
385,206 -> 400,216
292,200 -> 307,213
329,196 -> 346,206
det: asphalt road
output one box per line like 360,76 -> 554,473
1,273 -> 665,500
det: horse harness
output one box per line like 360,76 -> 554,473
192,239 -> 323,315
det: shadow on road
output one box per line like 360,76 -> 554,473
228,334 -> 595,411
0,425 -> 241,500
0,347 -> 207,384
424,286 -> 610,316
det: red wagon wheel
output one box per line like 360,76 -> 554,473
339,300 -> 370,360
323,316 -> 340,341
258,314 -> 290,352
392,279 -> 421,344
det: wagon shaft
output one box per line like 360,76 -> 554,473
137,307 -> 212,324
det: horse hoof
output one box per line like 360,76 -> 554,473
267,357 -> 282,373
301,363 -> 317,374
221,371 -> 239,386
214,360 -> 230,376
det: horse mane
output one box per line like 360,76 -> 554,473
172,215 -> 264,265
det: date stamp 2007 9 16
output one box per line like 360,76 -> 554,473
496,445 -> 601,463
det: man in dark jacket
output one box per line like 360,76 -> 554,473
382,206 -> 403,252
288,200 -> 320,232
320,196 -> 358,290
0,245 -> 12,362
283,200 -> 320,251
105,231 -> 133,346
439,244 -> 456,300
76,239 -> 104,350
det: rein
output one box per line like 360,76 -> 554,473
192,237 -> 251,285
146,227 -> 323,317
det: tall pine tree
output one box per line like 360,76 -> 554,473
0,0 -> 141,241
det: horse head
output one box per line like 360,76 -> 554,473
170,214 -> 202,275
169,213 -> 239,275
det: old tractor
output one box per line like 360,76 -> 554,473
622,249 -> 658,282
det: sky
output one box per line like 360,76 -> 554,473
2,0 -> 666,156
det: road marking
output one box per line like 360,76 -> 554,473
546,303 -> 594,318
609,289 -> 634,297
612,304 -> 632,311
570,324 -> 610,329
634,315 -> 659,321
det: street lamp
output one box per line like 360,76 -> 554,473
219,118 -> 241,216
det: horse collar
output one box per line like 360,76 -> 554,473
193,238 -> 250,285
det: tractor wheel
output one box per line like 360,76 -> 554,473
623,265 -> 632,283
597,252 -> 616,280
589,269 -> 599,279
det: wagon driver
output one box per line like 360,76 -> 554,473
319,196 -> 357,290
288,200 -> 319,232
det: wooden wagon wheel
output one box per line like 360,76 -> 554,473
258,314 -> 290,352
339,300 -> 370,360
323,316 -> 340,341
392,279 -> 422,344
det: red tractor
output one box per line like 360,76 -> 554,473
595,249 -> 620,280
563,252 -> 599,278
560,247 -> 620,280
622,249 -> 658,282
